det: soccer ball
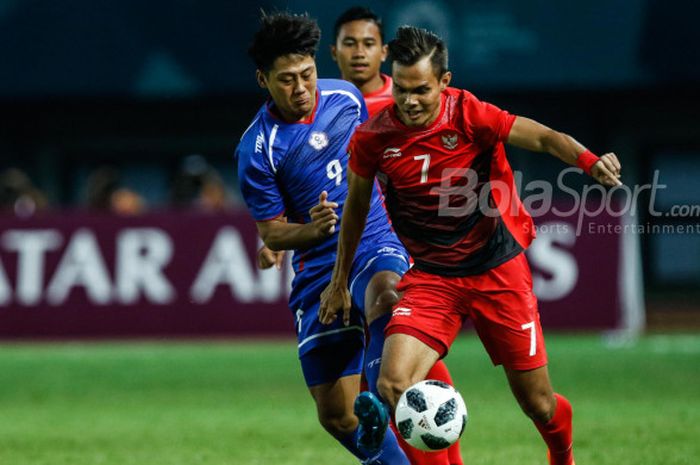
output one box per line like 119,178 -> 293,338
394,380 -> 468,451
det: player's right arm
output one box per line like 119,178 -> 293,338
237,126 -> 341,252
319,168 -> 373,326
256,191 -> 339,251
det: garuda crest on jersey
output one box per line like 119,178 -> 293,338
441,133 -> 459,150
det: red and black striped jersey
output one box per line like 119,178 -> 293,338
349,87 -> 535,276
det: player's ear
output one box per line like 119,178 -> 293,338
330,45 -> 338,62
256,69 -> 268,89
439,71 -> 452,91
380,44 -> 388,62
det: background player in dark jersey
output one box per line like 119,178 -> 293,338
320,26 -> 622,465
237,12 -> 412,465
330,8 -> 463,465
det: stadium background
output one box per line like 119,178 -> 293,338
0,1 -> 699,464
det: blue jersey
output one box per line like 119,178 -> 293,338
235,79 -> 409,359
235,79 -> 394,276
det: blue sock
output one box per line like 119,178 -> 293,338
339,426 -> 410,465
338,314 -> 407,464
365,313 -> 391,397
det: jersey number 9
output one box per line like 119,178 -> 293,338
326,160 -> 343,187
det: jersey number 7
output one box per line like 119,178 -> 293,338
413,154 -> 430,183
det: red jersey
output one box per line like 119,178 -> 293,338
363,74 -> 393,116
349,87 -> 535,276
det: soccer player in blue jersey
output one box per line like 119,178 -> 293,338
235,12 -> 411,464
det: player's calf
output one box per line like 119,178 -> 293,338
505,366 -> 557,424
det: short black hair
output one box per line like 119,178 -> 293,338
388,26 -> 448,78
333,6 -> 384,42
248,12 -> 321,72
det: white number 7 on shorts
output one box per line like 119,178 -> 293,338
521,321 -> 536,356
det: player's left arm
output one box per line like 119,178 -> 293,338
507,116 -> 622,186
319,168 -> 373,326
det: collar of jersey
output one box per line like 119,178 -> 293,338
389,91 -> 447,132
363,74 -> 392,100
265,90 -> 320,125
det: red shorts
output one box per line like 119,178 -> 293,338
385,253 -> 547,370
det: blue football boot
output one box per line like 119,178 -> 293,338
354,391 -> 390,456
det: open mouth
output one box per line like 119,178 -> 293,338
405,110 -> 422,121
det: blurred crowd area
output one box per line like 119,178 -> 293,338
0,155 -> 242,217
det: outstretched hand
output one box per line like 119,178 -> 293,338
591,152 -> 622,187
319,281 -> 352,326
309,191 -> 339,239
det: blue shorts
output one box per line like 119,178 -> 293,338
348,243 -> 409,313
300,339 -> 365,387
291,237 -> 409,386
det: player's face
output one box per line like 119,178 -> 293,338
331,20 -> 386,86
258,54 -> 317,122
392,56 -> 451,127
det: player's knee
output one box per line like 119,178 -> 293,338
377,374 -> 408,411
518,391 -> 556,423
318,410 -> 357,438
366,288 -> 399,323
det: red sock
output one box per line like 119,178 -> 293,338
426,360 -> 454,384
387,361 -> 460,465
534,393 -> 574,465
446,441 -> 462,465
426,361 -> 463,465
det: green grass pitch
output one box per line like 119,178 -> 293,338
0,334 -> 699,465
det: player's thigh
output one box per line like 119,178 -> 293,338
302,341 -> 364,420
469,257 -> 547,370
348,244 -> 409,323
363,270 -> 402,323
300,339 -> 365,389
380,332 -> 441,386
386,268 -> 465,359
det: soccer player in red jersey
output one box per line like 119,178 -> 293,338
330,8 -> 463,465
331,7 -> 392,116
320,26 -> 622,465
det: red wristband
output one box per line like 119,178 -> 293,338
576,150 -> 600,175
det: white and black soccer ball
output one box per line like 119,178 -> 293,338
394,380 -> 468,451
